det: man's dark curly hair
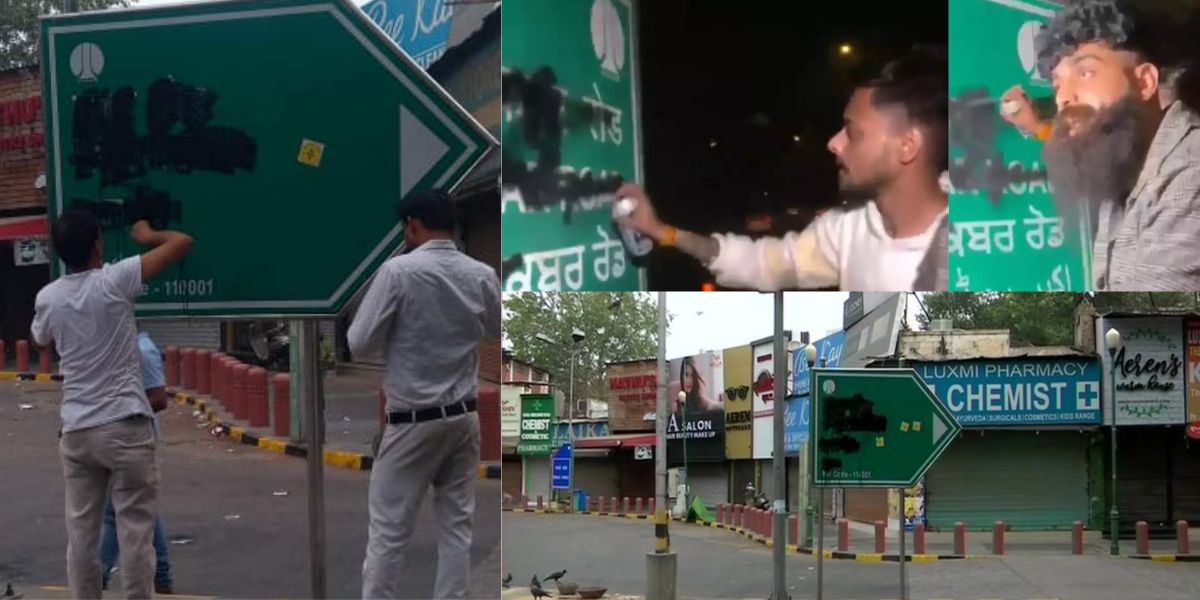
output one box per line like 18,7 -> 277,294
1035,0 -> 1199,80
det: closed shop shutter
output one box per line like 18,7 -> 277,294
730,459 -> 756,506
927,430 -> 1089,530
574,455 -> 620,499
139,319 -> 221,351
1170,430 -> 1200,524
1116,427 -> 1170,527
503,456 -> 523,503
845,489 -> 889,523
688,462 -> 729,507
525,456 -> 550,502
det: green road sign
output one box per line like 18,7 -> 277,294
812,369 -> 960,488
518,394 -> 556,456
500,0 -> 644,291
41,0 -> 495,317
949,0 -> 1091,291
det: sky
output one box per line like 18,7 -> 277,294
664,292 -> 925,358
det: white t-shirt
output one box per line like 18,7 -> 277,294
31,256 -> 151,432
708,201 -> 947,292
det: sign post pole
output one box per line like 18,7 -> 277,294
812,367 -> 960,600
898,489 -> 907,600
813,358 -> 823,600
771,292 -> 786,600
295,319 -> 327,599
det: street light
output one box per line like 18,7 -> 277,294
1105,327 -> 1122,556
804,343 -> 823,600
677,389 -> 688,516
838,43 -> 853,56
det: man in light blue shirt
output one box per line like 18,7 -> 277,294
99,331 -> 174,594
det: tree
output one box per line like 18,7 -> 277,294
919,292 -> 1084,347
503,292 -> 664,408
1092,292 -> 1200,313
0,0 -> 131,71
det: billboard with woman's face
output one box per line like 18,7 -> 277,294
667,352 -> 725,464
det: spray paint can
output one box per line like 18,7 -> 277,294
611,197 -> 653,257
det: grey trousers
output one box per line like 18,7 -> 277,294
362,412 -> 479,599
60,415 -> 159,599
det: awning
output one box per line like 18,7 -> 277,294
0,215 -> 48,241
575,433 -> 656,449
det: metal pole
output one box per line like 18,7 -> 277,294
656,296 -> 668,550
899,490 -> 907,600
569,350 -> 576,512
771,292 -> 787,600
295,319 -> 327,598
647,291 -> 677,600
814,357 -> 825,600
1109,351 -> 1120,555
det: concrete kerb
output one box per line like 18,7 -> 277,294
501,506 -> 980,562
172,389 -> 500,479
0,371 -> 63,382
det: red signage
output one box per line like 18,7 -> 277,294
1188,422 -> 1200,440
610,374 -> 656,390
0,96 -> 43,153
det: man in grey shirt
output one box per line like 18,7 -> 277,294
32,210 -> 193,599
1031,0 -> 1200,290
349,189 -> 501,599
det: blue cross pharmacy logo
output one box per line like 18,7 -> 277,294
1077,381 -> 1100,411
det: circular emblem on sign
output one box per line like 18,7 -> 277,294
590,0 -> 625,78
1016,21 -> 1046,82
70,42 -> 105,82
822,380 -> 836,395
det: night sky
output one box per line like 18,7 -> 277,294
637,0 -> 948,289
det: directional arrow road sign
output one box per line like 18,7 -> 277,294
812,368 -> 961,488
41,0 -> 495,317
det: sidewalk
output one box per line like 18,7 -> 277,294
172,364 -> 499,476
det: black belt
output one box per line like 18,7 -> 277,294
387,399 -> 476,424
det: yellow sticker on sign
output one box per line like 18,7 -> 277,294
298,139 -> 325,167
875,436 -> 885,447
913,421 -> 923,432
900,422 -> 910,432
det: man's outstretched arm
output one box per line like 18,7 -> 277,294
614,183 -> 839,290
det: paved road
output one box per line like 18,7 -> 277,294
0,380 -> 500,599
502,512 -> 1200,600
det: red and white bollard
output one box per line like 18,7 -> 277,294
37,344 -> 52,374
1073,521 -> 1085,555
874,520 -> 886,553
165,346 -> 180,386
179,348 -> 195,390
15,339 -> 30,373
838,518 -> 850,551
623,497 -> 631,516
915,523 -> 927,555
1136,521 -> 1150,555
232,363 -> 250,419
247,367 -> 269,427
195,350 -> 211,394
954,522 -> 967,555
1178,520 -> 1191,555
993,521 -> 1006,555
789,514 -> 799,546
635,497 -> 644,515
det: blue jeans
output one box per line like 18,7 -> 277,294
100,500 -> 172,588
